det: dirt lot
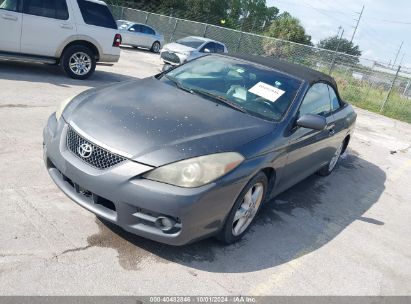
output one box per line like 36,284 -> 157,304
0,48 -> 410,295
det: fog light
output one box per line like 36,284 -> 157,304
156,216 -> 176,231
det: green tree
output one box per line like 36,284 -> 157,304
264,12 -> 311,44
183,0 -> 229,24
226,0 -> 279,32
317,35 -> 362,65
262,13 -> 314,64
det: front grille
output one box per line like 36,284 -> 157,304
66,127 -> 126,170
161,51 -> 181,64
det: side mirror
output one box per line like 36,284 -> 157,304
296,114 -> 326,130
203,48 -> 211,53
129,28 -> 135,32
162,64 -> 173,72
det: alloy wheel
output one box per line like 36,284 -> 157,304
152,42 -> 160,53
329,143 -> 343,172
232,182 -> 264,236
69,52 -> 92,76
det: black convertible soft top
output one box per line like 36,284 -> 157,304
227,53 -> 338,89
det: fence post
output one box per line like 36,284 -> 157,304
203,24 -> 208,38
236,33 -> 243,53
170,19 -> 178,42
328,29 -> 344,74
403,79 -> 410,97
380,65 -> 401,112
120,6 -> 124,20
364,61 -> 376,102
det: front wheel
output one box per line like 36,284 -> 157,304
61,45 -> 96,80
217,172 -> 268,244
318,141 -> 344,176
151,41 -> 161,53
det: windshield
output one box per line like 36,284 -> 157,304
163,55 -> 302,121
176,37 -> 205,49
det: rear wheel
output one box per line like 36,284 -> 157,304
151,41 -> 161,53
318,141 -> 344,176
217,172 -> 268,244
61,45 -> 96,80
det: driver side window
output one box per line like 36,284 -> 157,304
299,83 -> 331,117
129,24 -> 141,32
328,85 -> 341,112
201,42 -> 215,53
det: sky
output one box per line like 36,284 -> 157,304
266,0 -> 411,68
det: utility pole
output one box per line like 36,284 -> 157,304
392,41 -> 404,68
350,5 -> 364,43
337,25 -> 342,37
380,65 -> 401,112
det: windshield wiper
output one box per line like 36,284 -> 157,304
189,89 -> 249,114
164,75 -> 193,94
165,76 -> 249,115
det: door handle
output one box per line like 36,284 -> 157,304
60,23 -> 73,29
1,13 -> 18,21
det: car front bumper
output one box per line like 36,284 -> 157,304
43,114 -> 249,245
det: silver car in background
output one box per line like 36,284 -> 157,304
117,20 -> 164,53
160,36 -> 228,67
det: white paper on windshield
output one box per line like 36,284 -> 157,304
249,82 -> 285,103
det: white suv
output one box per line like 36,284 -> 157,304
0,0 -> 121,79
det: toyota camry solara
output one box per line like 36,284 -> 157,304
43,54 -> 356,245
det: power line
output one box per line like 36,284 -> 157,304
367,18 -> 411,25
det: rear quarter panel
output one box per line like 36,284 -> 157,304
332,103 -> 357,144
68,0 -> 120,61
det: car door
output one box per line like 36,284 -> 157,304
327,84 -> 347,148
124,24 -> 142,47
282,83 -> 337,187
140,25 -> 155,48
20,0 -> 75,57
0,0 -> 22,53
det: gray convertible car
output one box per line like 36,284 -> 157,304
43,54 -> 356,245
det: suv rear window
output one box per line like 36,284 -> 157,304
77,0 -> 117,29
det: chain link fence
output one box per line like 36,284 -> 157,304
110,5 -> 411,123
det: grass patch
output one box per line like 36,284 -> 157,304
330,69 -> 411,124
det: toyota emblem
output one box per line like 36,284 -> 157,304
77,143 -> 93,159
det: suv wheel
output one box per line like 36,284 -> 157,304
217,172 -> 268,244
61,45 -> 96,80
151,41 -> 161,53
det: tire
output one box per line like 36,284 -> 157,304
217,172 -> 268,244
317,141 -> 344,176
151,41 -> 161,53
61,45 -> 96,80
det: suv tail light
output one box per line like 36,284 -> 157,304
113,34 -> 122,47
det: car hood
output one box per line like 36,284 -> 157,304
162,42 -> 196,53
64,78 -> 275,167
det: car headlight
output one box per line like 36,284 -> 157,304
55,96 -> 74,120
143,152 -> 244,188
